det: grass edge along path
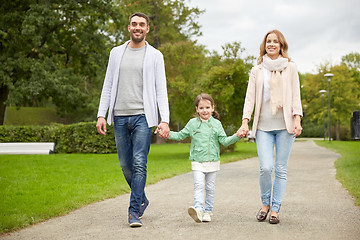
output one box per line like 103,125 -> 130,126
0,141 -> 257,234
314,140 -> 360,206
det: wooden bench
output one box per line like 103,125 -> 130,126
0,143 -> 55,155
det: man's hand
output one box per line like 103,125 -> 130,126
155,122 -> 170,139
96,117 -> 107,135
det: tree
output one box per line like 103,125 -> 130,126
197,42 -> 254,133
342,52 -> 360,71
0,0 -> 121,124
342,52 -> 360,98
159,40 -> 206,129
301,62 -> 360,140
113,0 -> 204,48
0,0 -> 204,125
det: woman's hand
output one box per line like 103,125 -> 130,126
236,119 -> 249,138
292,115 -> 302,137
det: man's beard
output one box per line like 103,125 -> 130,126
131,31 -> 146,43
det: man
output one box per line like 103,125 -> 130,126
96,12 -> 170,227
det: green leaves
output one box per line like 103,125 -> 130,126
301,54 -> 360,139
0,0 -> 117,123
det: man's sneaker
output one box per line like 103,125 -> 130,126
202,212 -> 212,222
188,206 -> 202,223
139,199 -> 149,219
128,212 -> 142,227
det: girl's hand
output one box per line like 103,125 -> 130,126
155,125 -> 170,139
236,119 -> 249,138
155,122 -> 170,139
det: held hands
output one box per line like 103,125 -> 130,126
155,122 -> 170,139
96,117 -> 107,135
236,119 -> 249,138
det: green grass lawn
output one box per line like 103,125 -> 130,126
0,142 -> 257,233
315,140 -> 360,206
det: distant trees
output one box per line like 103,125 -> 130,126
301,52 -> 360,140
0,0 -> 203,125
2,0 -> 359,142
0,0 -> 120,124
196,42 -> 254,133
161,41 -> 254,133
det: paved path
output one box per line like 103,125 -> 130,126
1,139 -> 360,240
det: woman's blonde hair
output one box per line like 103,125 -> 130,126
257,29 -> 290,65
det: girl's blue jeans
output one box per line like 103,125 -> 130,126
256,129 -> 295,213
114,114 -> 152,215
193,170 -> 217,213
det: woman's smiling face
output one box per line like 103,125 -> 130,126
266,33 -> 281,59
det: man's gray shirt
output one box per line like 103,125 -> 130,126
114,45 -> 146,116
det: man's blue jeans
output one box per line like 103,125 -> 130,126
114,114 -> 152,214
256,129 -> 295,213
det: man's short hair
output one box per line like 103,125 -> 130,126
129,12 -> 150,26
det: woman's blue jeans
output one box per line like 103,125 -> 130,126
256,129 -> 295,213
114,114 -> 152,215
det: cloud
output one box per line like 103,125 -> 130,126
188,0 -> 360,73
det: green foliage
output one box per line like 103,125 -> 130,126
342,52 -> 360,71
116,0 -> 204,48
300,122 -> 324,138
0,0 -> 205,125
0,122 -> 117,153
0,0 -> 121,123
0,142 -> 257,233
197,42 -> 255,133
160,40 -> 206,127
301,56 -> 360,140
4,106 -> 68,125
160,41 -> 254,137
315,140 -> 360,206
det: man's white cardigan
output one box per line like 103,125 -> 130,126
97,41 -> 169,127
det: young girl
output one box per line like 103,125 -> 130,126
158,93 -> 240,223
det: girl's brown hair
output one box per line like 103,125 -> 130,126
257,29 -> 290,65
194,93 -> 220,120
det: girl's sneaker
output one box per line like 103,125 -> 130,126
188,206 -> 202,223
202,212 -> 212,222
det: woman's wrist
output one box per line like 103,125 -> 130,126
242,118 -> 249,125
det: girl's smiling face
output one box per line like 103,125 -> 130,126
196,99 -> 214,120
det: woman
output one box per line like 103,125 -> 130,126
236,30 -> 302,224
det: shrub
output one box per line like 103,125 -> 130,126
0,123 -> 117,153
301,122 -> 324,138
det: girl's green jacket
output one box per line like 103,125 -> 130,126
169,116 -> 240,162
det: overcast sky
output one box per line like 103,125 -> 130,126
188,0 -> 360,73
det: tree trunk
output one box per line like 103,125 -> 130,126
152,1 -> 161,49
335,121 -> 340,140
0,85 -> 9,125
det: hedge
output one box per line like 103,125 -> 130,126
0,122 -> 239,153
0,122 -> 117,153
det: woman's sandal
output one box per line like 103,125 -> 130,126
269,215 -> 280,224
256,208 -> 269,221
